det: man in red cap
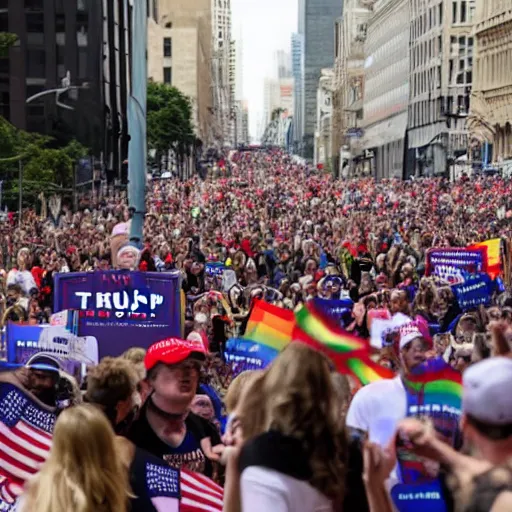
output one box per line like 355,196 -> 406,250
127,337 -> 222,478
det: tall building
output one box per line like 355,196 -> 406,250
331,0 -> 372,177
468,1 -> 512,170
291,33 -> 304,153
147,0 -> 213,143
299,0 -> 342,160
1,0 -> 130,177
263,77 -> 281,127
362,0 -> 410,179
314,68 -> 333,166
276,49 -> 292,79
212,0 -> 233,146
407,0 -> 475,177
279,78 -> 294,116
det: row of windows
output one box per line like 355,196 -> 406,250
411,36 -> 442,69
411,66 -> 442,97
452,1 -> 475,24
448,56 -> 472,85
411,3 -> 443,39
409,95 -> 470,128
163,37 -> 172,57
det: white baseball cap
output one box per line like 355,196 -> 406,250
463,357 -> 512,425
399,323 -> 423,350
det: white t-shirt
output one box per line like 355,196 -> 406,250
346,376 -> 406,446
241,466 -> 333,512
346,376 -> 407,488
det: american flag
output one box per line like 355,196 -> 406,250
0,383 -> 53,506
0,382 -> 223,511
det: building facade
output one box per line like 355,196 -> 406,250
332,0 -> 372,177
362,0 -> 410,179
147,0 -> 213,143
407,0 -> 475,177
299,0 -> 342,160
291,33 -> 304,154
211,0 -> 233,146
1,0 -> 130,178
314,68 -> 333,166
468,0 -> 512,172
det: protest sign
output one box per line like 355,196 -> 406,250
370,313 -> 411,349
425,247 -> 487,284
5,323 -> 98,384
54,270 -> 182,357
452,273 -> 493,311
312,298 -> 354,328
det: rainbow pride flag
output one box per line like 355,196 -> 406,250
404,359 -> 462,410
243,299 -> 295,352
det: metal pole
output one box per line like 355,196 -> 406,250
18,159 -> 22,226
128,0 -> 148,247
73,164 -> 78,211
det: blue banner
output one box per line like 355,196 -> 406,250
311,298 -> 354,328
54,271 -> 182,357
453,273 -> 493,311
224,337 -> 278,375
426,247 -> 486,284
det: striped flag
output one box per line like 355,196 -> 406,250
181,469 -> 223,511
0,382 -> 53,506
0,382 -> 223,511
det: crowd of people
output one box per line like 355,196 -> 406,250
0,149 -> 512,511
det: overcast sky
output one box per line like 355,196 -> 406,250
232,0 -> 297,139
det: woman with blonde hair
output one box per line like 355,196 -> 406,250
19,404 -> 131,512
224,343 -> 347,512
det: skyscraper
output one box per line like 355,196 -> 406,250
291,33 -> 304,154
299,0 -> 342,160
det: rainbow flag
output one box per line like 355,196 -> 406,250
294,302 -> 368,353
470,238 -> 501,279
243,299 -> 295,351
243,300 -> 393,385
404,359 -> 462,410
293,303 -> 393,384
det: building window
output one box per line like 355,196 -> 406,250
24,0 -> 44,9
439,3 -> 443,25
460,1 -> 467,22
452,1 -> 457,23
163,67 -> 172,84
26,49 -> 45,78
26,12 -> 44,32
163,37 -> 172,57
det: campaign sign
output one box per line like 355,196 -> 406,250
453,273 -> 493,311
312,298 -> 353,328
54,270 -> 182,357
425,247 -> 487,283
5,323 -> 98,384
225,337 -> 278,377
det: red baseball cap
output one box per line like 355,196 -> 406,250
144,338 -> 206,371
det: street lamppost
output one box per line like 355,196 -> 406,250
18,71 -> 89,223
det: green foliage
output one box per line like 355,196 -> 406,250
0,116 -> 89,208
0,32 -> 18,57
147,82 -> 194,153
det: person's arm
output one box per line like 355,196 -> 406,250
239,467 -> 289,512
362,442 -> 395,512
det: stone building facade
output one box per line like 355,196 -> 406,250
468,1 -> 512,171
407,0 -> 475,177
362,0 -> 410,179
147,0 -> 213,143
332,0 -> 372,177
